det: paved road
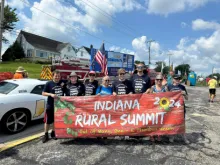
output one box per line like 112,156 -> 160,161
0,119 -> 43,144
0,86 -> 220,165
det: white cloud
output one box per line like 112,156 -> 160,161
16,0 -> 142,45
146,0 -> 215,16
6,0 -> 29,10
192,19 -> 220,31
109,46 -> 135,55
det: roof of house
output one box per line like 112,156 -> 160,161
77,46 -> 91,54
20,31 -> 68,53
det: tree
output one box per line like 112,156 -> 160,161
135,60 -> 145,65
1,5 -> 19,43
2,41 -> 25,61
175,64 -> 190,77
207,73 -> 220,80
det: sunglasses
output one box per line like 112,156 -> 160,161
89,74 -> 95,76
174,78 -> 180,80
137,66 -> 144,69
104,80 -> 110,82
119,73 -> 125,75
156,79 -> 163,81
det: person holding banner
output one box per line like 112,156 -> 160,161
84,71 -> 99,96
112,68 -> 133,96
130,63 -> 151,94
167,74 -> 189,144
64,71 -> 85,96
147,74 -> 168,142
96,76 -> 113,95
42,70 -> 64,143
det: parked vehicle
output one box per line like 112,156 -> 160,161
0,79 -> 47,134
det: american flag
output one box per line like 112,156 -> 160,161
95,43 -> 108,75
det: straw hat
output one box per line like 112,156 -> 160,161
16,66 -> 26,73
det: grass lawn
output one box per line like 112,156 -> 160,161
0,62 -> 43,79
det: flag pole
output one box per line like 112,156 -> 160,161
83,41 -> 105,82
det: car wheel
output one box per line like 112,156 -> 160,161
1,109 -> 30,134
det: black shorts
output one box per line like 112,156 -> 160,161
209,89 -> 216,95
44,108 -> 54,124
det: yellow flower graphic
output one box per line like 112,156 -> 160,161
159,97 -> 170,109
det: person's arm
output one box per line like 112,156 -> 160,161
42,82 -> 57,98
112,82 -> 117,96
96,86 -> 101,95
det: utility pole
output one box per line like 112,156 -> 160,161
0,0 -> 5,62
147,39 -> 155,65
167,53 -> 173,70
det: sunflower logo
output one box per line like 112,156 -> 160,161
159,97 -> 170,111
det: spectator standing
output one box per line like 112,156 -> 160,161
84,71 -> 99,96
167,74 -> 189,144
130,63 -> 151,94
13,66 -> 26,79
42,70 -> 64,143
112,68 -> 132,96
64,71 -> 85,96
96,76 -> 113,95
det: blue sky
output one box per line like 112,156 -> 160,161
3,0 -> 220,76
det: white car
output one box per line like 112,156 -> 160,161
0,79 -> 48,134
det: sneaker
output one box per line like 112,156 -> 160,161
51,131 -> 57,140
169,136 -> 174,143
211,100 -> 214,103
42,133 -> 49,143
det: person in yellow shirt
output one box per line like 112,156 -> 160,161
208,76 -> 218,103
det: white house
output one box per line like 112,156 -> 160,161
16,31 -> 77,61
76,46 -> 91,59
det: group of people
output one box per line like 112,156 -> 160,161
42,62 -> 189,143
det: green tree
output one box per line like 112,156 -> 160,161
1,5 -> 19,43
175,64 -> 190,77
207,73 -> 220,80
2,41 -> 25,61
154,61 -> 166,72
135,60 -> 145,65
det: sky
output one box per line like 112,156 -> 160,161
2,0 -> 220,76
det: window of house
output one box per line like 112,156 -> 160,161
40,53 -> 44,58
81,51 -> 83,57
31,85 -> 45,95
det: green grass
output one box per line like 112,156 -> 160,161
0,62 -> 43,79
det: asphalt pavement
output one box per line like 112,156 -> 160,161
0,119 -> 43,143
0,86 -> 220,165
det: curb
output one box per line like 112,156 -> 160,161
0,132 -> 44,152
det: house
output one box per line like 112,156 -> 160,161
76,46 -> 92,59
16,31 -> 77,61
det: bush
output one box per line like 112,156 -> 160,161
15,58 -> 33,63
34,60 -> 51,64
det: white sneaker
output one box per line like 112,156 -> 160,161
169,136 -> 174,143
125,136 -> 129,140
142,137 -> 150,140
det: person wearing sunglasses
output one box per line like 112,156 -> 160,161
167,74 -> 189,144
64,71 -> 85,96
130,63 -> 151,94
147,74 -> 168,142
84,71 -> 98,96
112,68 -> 133,96
96,76 -> 113,95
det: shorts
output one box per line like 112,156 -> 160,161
44,108 -> 54,124
209,89 -> 216,95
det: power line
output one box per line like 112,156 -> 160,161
19,0 -> 122,47
79,0 -> 142,36
63,0 -> 135,38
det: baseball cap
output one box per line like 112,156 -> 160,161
173,74 -> 181,79
89,71 -> 96,74
213,76 -> 217,79
156,74 -> 163,79
69,71 -> 78,77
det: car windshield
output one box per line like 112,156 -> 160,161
0,82 -> 18,94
